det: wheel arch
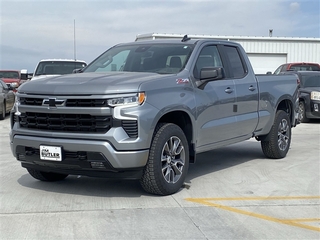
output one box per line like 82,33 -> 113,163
276,98 -> 295,127
156,110 -> 195,163
257,98 -> 295,142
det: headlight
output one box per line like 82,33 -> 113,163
13,97 -> 21,116
311,91 -> 320,101
11,82 -> 19,88
107,92 -> 146,107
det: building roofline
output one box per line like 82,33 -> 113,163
136,33 -> 320,43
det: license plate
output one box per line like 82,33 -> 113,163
40,145 -> 62,161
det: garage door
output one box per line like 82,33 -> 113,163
247,53 -> 287,74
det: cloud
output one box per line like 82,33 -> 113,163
289,2 -> 300,12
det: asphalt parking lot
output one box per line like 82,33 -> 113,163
0,116 -> 319,240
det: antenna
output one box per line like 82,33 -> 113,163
181,34 -> 191,42
74,19 -> 76,60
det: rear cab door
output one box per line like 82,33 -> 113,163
219,44 -> 259,138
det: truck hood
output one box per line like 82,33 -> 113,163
31,75 -> 61,81
300,86 -> 320,93
18,72 -> 169,95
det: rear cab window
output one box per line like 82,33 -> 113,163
223,46 -> 247,78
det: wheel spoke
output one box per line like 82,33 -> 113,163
162,164 -> 171,182
171,159 -> 184,176
278,119 -> 289,151
160,136 -> 186,183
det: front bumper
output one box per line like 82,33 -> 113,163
10,134 -> 149,178
306,100 -> 320,119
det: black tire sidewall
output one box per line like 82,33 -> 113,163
299,101 -> 309,123
142,123 -> 189,195
272,110 -> 291,158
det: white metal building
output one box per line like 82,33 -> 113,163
135,33 -> 320,74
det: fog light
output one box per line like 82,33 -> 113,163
314,104 -> 319,112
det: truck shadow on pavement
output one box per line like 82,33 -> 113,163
186,139 -> 267,182
17,140 -> 278,197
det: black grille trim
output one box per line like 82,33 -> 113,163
66,99 -> 108,107
19,97 -> 109,107
122,120 -> 138,138
20,97 -> 43,106
19,112 -> 112,133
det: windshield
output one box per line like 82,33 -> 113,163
300,74 -> 320,88
0,71 -> 19,79
34,61 -> 87,76
83,43 -> 194,74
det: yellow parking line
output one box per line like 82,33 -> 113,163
192,196 -> 320,201
186,197 -> 320,232
283,218 -> 320,222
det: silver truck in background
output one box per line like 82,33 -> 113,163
10,36 -> 299,195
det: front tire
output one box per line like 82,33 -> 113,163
27,168 -> 68,181
261,110 -> 291,159
140,123 -> 189,195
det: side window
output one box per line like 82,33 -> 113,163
224,46 -> 246,78
193,45 -> 223,79
274,65 -> 283,74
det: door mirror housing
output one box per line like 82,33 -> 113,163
196,67 -> 225,89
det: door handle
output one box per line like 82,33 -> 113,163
249,85 -> 256,91
225,87 -> 233,94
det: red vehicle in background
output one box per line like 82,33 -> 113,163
0,69 -> 29,90
273,62 -> 320,74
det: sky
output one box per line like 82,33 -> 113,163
0,0 -> 319,72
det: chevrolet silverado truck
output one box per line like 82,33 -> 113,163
9,37 -> 299,195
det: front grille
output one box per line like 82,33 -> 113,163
19,112 -> 112,133
122,120 -> 138,138
19,97 -> 109,107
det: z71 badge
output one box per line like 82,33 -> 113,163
176,78 -> 189,84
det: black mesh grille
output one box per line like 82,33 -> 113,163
19,112 -> 112,133
66,99 -> 108,107
20,97 -> 43,106
122,120 -> 138,138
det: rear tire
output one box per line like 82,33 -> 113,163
140,123 -> 189,195
298,101 -> 309,123
27,168 -> 68,181
261,110 -> 291,159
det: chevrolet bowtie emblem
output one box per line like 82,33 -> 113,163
42,98 -> 65,107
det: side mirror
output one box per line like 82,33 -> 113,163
200,67 -> 225,80
196,67 -> 225,89
73,68 -> 84,73
20,69 -> 29,80
266,71 -> 272,75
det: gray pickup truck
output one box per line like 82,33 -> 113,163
9,37 -> 299,195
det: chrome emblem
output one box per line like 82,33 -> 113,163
42,98 -> 65,107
